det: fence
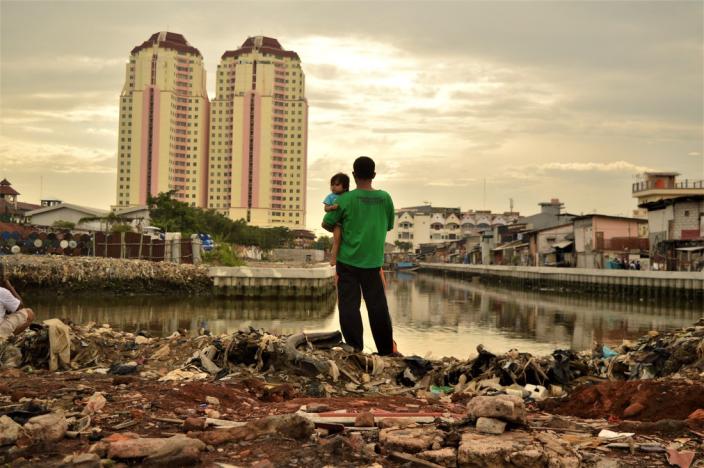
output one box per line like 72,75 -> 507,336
0,228 -> 195,263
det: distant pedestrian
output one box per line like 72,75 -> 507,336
322,156 -> 397,356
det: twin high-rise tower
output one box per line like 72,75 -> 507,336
116,32 -> 307,228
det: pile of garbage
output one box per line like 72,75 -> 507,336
590,318 -> 704,381
2,254 -> 211,293
5,318 -> 704,395
2,320 -> 704,466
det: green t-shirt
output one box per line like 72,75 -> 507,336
322,189 -> 394,268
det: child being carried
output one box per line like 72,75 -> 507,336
323,172 -> 350,266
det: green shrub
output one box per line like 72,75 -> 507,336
52,220 -> 76,229
202,244 -> 244,267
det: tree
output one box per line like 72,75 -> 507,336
314,235 -> 333,251
147,191 -> 293,249
52,220 -> 76,229
395,240 -> 413,253
78,212 -> 131,232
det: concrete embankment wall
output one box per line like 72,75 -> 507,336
209,265 -> 336,298
419,263 -> 703,304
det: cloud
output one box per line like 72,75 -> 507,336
20,126 -> 54,134
4,55 -> 124,72
0,137 -> 115,174
688,151 -> 701,156
536,161 -> 656,174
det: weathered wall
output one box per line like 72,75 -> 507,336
419,263 -> 703,304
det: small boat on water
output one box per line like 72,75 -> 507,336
395,261 -> 420,271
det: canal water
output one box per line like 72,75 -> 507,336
28,272 -> 701,358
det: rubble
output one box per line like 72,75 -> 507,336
0,319 -> 703,466
3,254 -> 211,294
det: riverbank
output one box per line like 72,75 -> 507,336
420,262 -> 704,304
1,255 -> 334,297
1,320 -> 702,466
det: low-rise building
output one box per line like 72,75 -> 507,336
633,171 -> 704,271
518,198 -> 575,231
25,203 -> 110,230
0,179 -> 40,223
389,205 -> 518,252
528,223 -> 574,267
573,215 -> 648,269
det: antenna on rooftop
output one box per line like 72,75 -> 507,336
483,178 -> 486,209
509,197 -> 514,213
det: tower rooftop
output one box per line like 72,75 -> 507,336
131,31 -> 202,57
222,36 -> 299,60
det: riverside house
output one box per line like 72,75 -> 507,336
573,215 -> 649,269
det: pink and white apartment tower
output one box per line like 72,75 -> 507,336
208,36 -> 308,228
115,32 -> 210,209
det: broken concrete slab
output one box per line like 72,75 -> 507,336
192,413 -> 314,446
0,415 -> 22,446
23,411 -> 68,443
379,426 -> 444,453
458,431 -> 534,467
466,395 -> 527,425
475,417 -> 506,435
107,434 -> 206,465
417,447 -> 458,467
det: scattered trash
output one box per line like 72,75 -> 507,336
82,392 -> 107,415
598,429 -> 635,440
666,447 -> 696,468
1,319 -> 703,466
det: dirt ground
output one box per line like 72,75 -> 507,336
3,369 -> 704,467
541,379 -> 704,423
0,369 -> 457,466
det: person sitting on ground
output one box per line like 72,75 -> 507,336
323,172 -> 350,266
0,262 -> 34,342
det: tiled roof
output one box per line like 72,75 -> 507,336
131,31 -> 202,57
0,179 -> 19,196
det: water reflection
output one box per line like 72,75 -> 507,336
29,293 -> 338,337
26,273 -> 700,358
385,273 -> 700,357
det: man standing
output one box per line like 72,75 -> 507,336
322,156 -> 396,355
0,262 -> 34,342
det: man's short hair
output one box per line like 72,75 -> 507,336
353,156 -> 375,180
330,172 -> 350,191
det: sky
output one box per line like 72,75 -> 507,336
1,1 -> 702,232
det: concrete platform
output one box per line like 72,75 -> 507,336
208,266 -> 336,298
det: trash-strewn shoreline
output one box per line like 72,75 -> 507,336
1,319 -> 703,466
2,255 -> 212,294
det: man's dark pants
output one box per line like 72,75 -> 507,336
336,261 -> 393,355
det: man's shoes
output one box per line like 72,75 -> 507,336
383,340 -> 404,357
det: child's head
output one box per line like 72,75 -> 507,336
330,173 -> 350,194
